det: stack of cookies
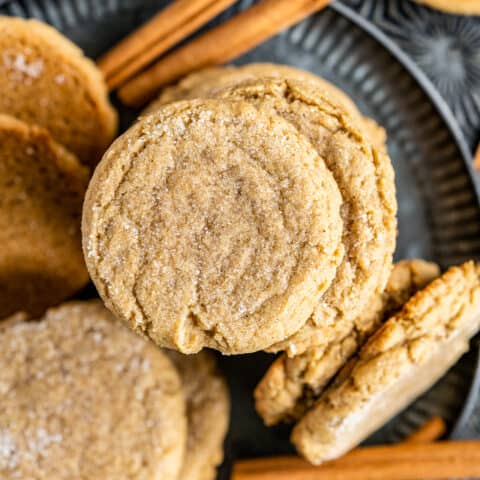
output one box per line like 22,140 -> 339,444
83,63 -> 398,357
0,17 -> 116,318
83,62 -> 480,467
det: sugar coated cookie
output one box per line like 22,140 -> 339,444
167,351 -> 229,480
214,79 -> 397,355
0,16 -> 117,167
83,99 -> 344,354
0,301 -> 187,480
0,114 -> 89,319
145,63 -> 386,151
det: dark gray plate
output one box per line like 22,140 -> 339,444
2,1 -> 480,478
346,0 -> 480,151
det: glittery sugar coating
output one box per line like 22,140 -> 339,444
0,301 -> 187,480
0,16 -> 117,167
83,99 -> 344,354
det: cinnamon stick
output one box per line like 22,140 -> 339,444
98,0 -> 237,89
231,440 -> 480,480
473,143 -> 480,172
404,416 -> 446,444
118,0 -> 331,107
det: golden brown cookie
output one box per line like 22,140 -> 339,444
414,0 -> 480,14
144,63 -> 386,151
0,300 -> 187,480
167,351 -> 229,480
0,114 -> 89,319
255,259 -> 440,426
83,99 -> 344,354
212,79 -> 397,355
0,16 -> 117,167
292,261 -> 480,465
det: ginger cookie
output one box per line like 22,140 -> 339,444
83,99 -> 344,354
414,0 -> 480,14
214,79 -> 397,355
0,16 -> 117,167
255,260 -> 440,426
0,301 -> 187,480
292,261 -> 480,464
145,63 -> 386,151
167,351 -> 229,480
0,114 -> 89,319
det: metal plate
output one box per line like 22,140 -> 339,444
346,0 -> 480,151
1,1 -> 480,478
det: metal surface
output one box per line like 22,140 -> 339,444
347,0 -> 480,150
1,1 -> 480,478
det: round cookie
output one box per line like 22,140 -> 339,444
0,301 -> 187,480
144,63 -> 386,151
292,261 -> 480,465
255,260 -> 440,426
0,16 -> 117,167
213,79 -> 397,355
0,114 -> 89,319
414,0 -> 480,14
83,99 -> 344,354
166,351 -> 229,480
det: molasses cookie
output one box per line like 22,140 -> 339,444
0,114 -> 88,319
0,16 -> 117,167
167,351 -> 229,480
255,260 -> 440,425
292,261 -> 480,464
0,301 -> 187,480
83,99 -> 344,354
145,63 -> 386,151
214,78 -> 397,355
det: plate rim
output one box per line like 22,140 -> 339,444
451,346 -> 480,437
332,0 -> 480,437
331,2 -> 480,198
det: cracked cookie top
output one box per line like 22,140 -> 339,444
0,301 -> 187,480
213,79 -> 397,354
144,63 -> 386,152
83,99 -> 344,354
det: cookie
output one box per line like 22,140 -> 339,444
255,259 -> 440,425
213,79 -> 397,355
144,63 -> 386,151
0,16 -> 117,167
167,351 -> 229,480
292,261 -> 480,464
414,0 -> 480,14
83,99 -> 344,354
146,64 -> 361,118
0,114 -> 89,319
0,301 -> 187,480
